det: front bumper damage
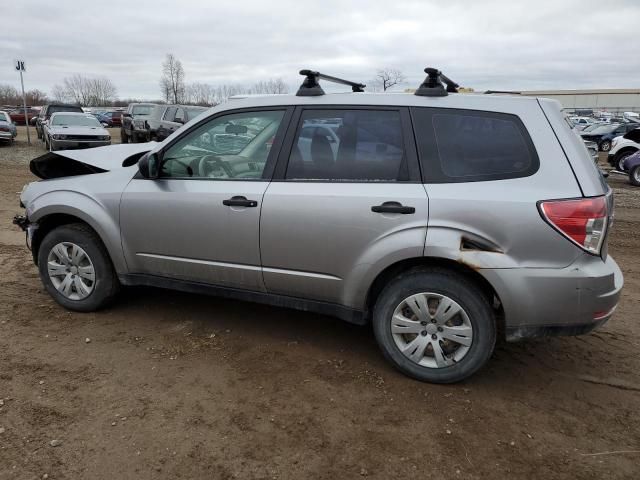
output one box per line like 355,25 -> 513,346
12,214 -> 37,250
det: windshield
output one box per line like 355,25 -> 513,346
0,113 -> 8,122
186,107 -> 206,119
49,105 -> 83,115
588,125 -> 618,134
51,115 -> 101,127
582,124 -> 603,132
132,105 -> 153,116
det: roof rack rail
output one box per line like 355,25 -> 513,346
296,70 -> 366,96
415,68 -> 459,97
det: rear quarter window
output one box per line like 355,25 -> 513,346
411,108 -> 539,183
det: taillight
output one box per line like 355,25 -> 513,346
539,196 -> 608,255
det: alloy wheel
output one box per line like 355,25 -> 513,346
47,242 -> 96,300
391,293 -> 473,368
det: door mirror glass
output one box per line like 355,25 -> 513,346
138,152 -> 160,179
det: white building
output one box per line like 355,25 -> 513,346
519,89 -> 640,114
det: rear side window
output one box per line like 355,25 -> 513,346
285,109 -> 408,181
412,108 -> 539,183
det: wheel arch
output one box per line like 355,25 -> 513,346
365,256 -> 505,335
30,205 -> 126,274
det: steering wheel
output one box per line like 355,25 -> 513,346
198,155 -> 235,178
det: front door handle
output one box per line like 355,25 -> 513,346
223,196 -> 258,208
371,201 -> 415,214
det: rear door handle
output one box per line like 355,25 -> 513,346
371,201 -> 415,214
223,196 -> 258,208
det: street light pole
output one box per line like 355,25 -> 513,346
15,60 -> 31,145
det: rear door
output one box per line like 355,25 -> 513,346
120,107 -> 292,291
260,106 -> 428,308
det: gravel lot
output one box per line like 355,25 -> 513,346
0,127 -> 639,479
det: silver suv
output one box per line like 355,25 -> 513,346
14,69 -> 623,383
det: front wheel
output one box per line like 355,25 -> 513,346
37,223 -> 119,312
372,269 -> 496,383
616,152 -> 633,172
600,140 -> 611,152
630,165 -> 640,187
120,128 -> 129,144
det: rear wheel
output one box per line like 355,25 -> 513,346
630,165 -> 640,187
600,140 -> 611,152
372,269 -> 496,383
37,223 -> 119,312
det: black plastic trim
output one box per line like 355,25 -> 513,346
505,317 -> 610,342
118,273 -> 366,325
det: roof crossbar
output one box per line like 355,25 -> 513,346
415,68 -> 459,97
296,70 -> 366,96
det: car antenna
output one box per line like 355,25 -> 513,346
414,68 -> 459,97
296,70 -> 366,96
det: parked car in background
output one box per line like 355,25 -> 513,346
95,111 -> 122,128
36,104 -> 84,140
120,103 -> 157,143
569,116 -> 597,131
148,104 -> 208,141
623,151 -> 640,186
580,123 -> 638,152
14,73 -> 622,383
43,112 -> 111,151
608,128 -> 640,171
0,111 -> 17,145
8,107 -> 39,125
583,140 -> 599,162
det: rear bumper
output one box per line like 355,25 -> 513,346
479,254 -> 623,342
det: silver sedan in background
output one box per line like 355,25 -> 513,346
43,112 -> 111,151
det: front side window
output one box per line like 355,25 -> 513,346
286,109 -> 407,181
412,108 -> 539,183
160,110 -> 285,180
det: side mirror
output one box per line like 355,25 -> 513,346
123,112 -> 132,118
138,152 -> 161,179
174,117 -> 185,124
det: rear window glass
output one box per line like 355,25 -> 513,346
412,108 -> 539,183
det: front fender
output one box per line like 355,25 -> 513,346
27,190 -> 127,273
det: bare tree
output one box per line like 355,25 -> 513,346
0,84 -> 20,104
371,68 -> 406,92
56,75 -> 117,106
186,82 -> 216,106
214,84 -> 247,104
25,89 -> 48,105
160,53 -> 185,104
249,78 -> 289,95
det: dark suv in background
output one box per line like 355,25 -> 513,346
146,104 -> 208,141
120,103 -> 158,143
35,104 -> 84,140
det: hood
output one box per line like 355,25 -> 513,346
30,142 -> 157,179
49,125 -> 109,136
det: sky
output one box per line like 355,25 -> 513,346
2,0 -> 639,100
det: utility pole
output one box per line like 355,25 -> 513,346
15,59 -> 30,144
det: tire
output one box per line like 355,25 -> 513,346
616,151 -> 633,172
372,268 -> 496,383
600,140 -> 611,152
36,125 -> 42,140
120,128 -> 129,144
37,223 -> 119,312
630,165 -> 640,187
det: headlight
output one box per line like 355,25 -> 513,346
612,138 -> 619,148
52,134 -> 67,140
101,135 -> 110,141
133,119 -> 146,129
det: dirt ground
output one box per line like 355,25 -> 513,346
0,126 -> 638,480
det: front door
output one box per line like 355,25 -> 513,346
260,107 -> 429,308
120,108 -> 290,291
